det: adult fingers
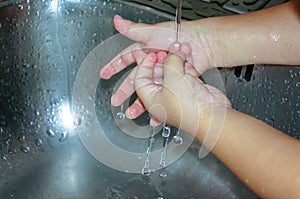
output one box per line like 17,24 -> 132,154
100,43 -> 147,79
125,98 -> 146,119
113,15 -> 169,45
150,116 -> 162,127
111,68 -> 137,106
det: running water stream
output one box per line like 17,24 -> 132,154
175,0 -> 183,42
141,0 -> 184,177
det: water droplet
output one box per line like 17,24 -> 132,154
59,131 -> 67,142
281,98 -> 288,103
47,129 -> 55,137
8,149 -> 14,154
73,114 -> 81,126
116,112 -> 125,120
162,126 -> 170,138
271,34 -> 280,43
35,138 -> 43,147
150,137 -> 155,143
20,146 -> 30,153
18,4 -> 24,10
265,118 -> 275,126
70,55 -> 75,61
159,171 -> 167,178
284,80 -> 290,84
173,135 -> 183,145
142,167 -> 151,176
1,155 -> 8,161
297,110 -> 300,118
157,196 -> 164,199
17,135 -> 25,142
296,82 -> 300,87
269,80 -> 275,84
159,159 -> 166,168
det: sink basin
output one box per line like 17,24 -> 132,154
0,0 -> 298,198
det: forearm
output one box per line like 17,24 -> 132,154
196,1 -> 300,67
195,109 -> 300,199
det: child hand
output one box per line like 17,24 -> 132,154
135,42 -> 231,134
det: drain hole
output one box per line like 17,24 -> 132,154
234,65 -> 254,81
234,66 -> 243,78
244,64 -> 254,82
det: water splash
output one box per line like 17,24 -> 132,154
59,131 -> 67,142
34,138 -> 43,147
47,129 -> 55,137
20,146 -> 30,153
159,124 -> 170,178
142,126 -> 156,176
173,129 -> 183,145
116,104 -> 125,120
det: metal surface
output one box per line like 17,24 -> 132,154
126,0 -> 289,18
0,0 -> 299,198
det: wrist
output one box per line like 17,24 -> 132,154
192,17 -> 228,69
193,16 -> 259,69
195,106 -> 234,143
179,19 -> 221,74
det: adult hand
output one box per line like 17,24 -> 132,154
100,15 -> 216,120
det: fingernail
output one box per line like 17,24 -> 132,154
111,96 -> 121,106
181,42 -> 192,55
147,53 -> 157,63
169,42 -> 181,52
126,107 -> 137,119
111,90 -> 127,106
101,67 -> 116,79
114,15 -> 130,34
100,68 -> 111,79
157,51 -> 167,64
114,15 -> 123,20
174,42 -> 180,51
129,109 -> 136,117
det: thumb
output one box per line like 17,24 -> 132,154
114,15 -> 153,44
163,43 -> 186,84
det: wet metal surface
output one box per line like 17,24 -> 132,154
0,0 -> 299,198
126,0 -> 288,18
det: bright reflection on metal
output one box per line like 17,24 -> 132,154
59,104 -> 74,130
50,0 -> 59,12
64,0 -> 81,3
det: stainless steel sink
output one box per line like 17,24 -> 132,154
0,0 -> 298,198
